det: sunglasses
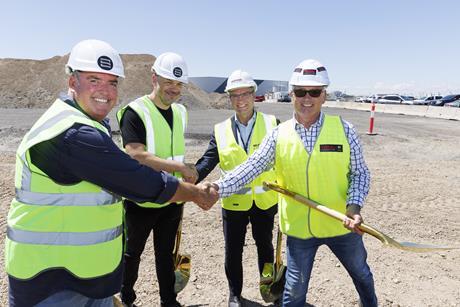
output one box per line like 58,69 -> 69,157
293,88 -> 323,98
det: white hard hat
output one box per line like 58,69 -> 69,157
65,39 -> 125,78
225,69 -> 258,93
289,59 -> 329,87
152,52 -> 188,84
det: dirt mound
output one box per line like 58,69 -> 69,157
0,55 -> 227,110
179,84 -> 230,110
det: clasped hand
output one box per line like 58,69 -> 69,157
193,181 -> 219,210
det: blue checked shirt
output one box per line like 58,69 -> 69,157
217,112 -> 370,207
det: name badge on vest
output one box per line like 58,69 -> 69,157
320,144 -> 343,152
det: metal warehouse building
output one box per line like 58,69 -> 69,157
189,77 -> 288,96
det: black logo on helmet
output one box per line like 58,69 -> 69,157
173,67 -> 183,78
97,56 -> 113,71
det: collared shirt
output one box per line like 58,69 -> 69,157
234,111 -> 257,153
217,112 -> 370,207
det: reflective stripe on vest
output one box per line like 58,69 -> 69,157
275,115 -> 350,239
15,187 -> 120,206
117,96 -> 187,208
5,98 -> 123,280
7,225 -> 122,246
234,185 -> 270,195
215,112 -> 278,211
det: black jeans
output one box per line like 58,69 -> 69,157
222,203 -> 277,297
121,200 -> 183,306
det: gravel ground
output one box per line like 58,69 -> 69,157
1,104 -> 459,306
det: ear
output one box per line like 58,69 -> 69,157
68,75 -> 77,91
152,73 -> 159,86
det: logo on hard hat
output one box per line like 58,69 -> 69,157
97,56 -> 113,71
173,67 -> 183,78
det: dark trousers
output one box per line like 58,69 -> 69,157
121,200 -> 183,306
222,203 -> 277,297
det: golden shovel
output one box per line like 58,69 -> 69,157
260,227 -> 287,303
112,296 -> 123,307
264,182 -> 459,252
173,208 -> 191,293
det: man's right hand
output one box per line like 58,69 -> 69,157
169,181 -> 219,211
194,182 -> 219,210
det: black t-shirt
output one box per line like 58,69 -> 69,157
120,104 -> 173,146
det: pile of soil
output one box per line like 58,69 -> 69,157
0,54 -> 228,110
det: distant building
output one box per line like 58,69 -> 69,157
189,77 -> 288,96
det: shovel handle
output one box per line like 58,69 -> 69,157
265,182 -> 460,252
274,227 -> 283,272
264,182 -> 380,241
173,206 -> 184,262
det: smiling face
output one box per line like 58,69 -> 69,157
69,71 -> 119,121
291,85 -> 326,128
229,87 -> 255,121
152,74 -> 184,108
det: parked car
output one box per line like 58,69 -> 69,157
432,94 -> 460,106
444,100 -> 460,108
364,94 -> 386,103
278,91 -> 291,102
377,95 -> 415,104
254,95 -> 265,102
354,96 -> 366,102
413,95 -> 443,105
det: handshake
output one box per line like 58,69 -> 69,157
172,163 -> 220,211
193,181 -> 220,210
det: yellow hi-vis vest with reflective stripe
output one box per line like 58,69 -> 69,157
275,115 -> 351,239
5,98 -> 123,280
215,112 -> 278,211
116,95 -> 186,208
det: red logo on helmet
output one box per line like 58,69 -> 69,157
303,69 -> 317,75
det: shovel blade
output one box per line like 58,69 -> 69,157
174,253 -> 191,293
260,264 -> 287,303
112,296 -> 124,307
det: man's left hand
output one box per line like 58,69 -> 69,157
343,204 -> 364,235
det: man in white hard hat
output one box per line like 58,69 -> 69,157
194,69 -> 279,307
4,40 -> 217,307
207,60 -> 378,306
117,52 -> 196,307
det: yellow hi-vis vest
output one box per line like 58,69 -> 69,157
215,112 -> 278,211
275,115 -> 351,239
5,98 -> 123,280
117,95 -> 186,208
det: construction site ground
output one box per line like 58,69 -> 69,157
1,104 -> 459,306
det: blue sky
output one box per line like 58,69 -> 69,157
1,0 -> 459,96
